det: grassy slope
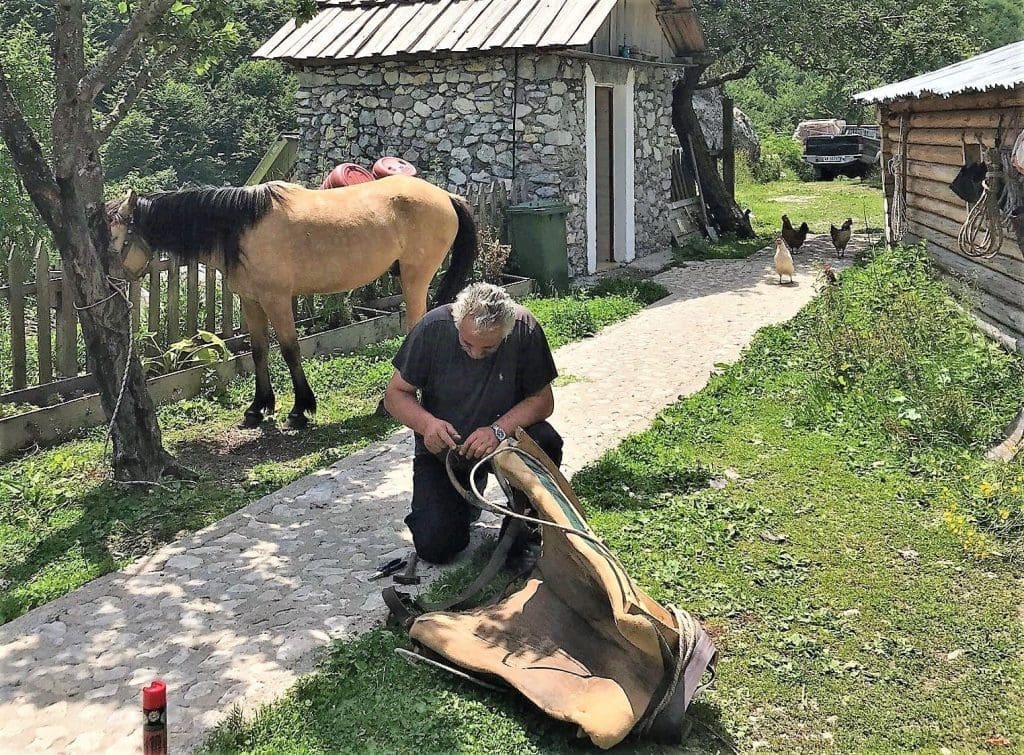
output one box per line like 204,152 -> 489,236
740,174 -> 885,239
675,170 -> 884,262
203,248 -> 1024,755
0,290 -> 661,624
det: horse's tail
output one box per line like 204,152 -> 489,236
434,194 -> 479,305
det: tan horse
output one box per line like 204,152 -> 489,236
107,175 -> 478,428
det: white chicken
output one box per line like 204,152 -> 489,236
774,237 -> 794,285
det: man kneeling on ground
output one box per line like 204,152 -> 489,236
383,282 -> 563,565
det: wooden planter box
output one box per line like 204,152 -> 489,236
0,274 -> 535,458
0,307 -> 402,458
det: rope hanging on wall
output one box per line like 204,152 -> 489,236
958,146 -> 1005,259
887,115 -> 908,242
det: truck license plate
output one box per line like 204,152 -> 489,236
818,156 -> 849,163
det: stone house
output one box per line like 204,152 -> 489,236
256,0 -> 707,277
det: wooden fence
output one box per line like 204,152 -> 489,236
0,180 -> 512,407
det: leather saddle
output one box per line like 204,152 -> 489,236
385,430 -> 718,749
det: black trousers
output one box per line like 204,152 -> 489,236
405,422 -> 564,564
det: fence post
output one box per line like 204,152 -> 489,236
166,256 -> 180,343
220,271 -> 233,338
35,242 -> 52,386
185,260 -> 199,336
204,265 -> 216,332
7,243 -> 27,390
147,266 -> 160,334
57,264 -> 77,377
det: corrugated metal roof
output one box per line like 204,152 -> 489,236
854,41 -> 1024,104
255,0 -> 699,62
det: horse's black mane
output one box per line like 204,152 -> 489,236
130,184 -> 285,268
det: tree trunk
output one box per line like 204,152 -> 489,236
45,2 -> 175,481
52,197 -> 175,481
671,67 -> 754,239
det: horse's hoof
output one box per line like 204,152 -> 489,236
241,412 -> 262,429
287,414 -> 309,430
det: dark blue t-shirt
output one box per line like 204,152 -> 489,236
392,303 -> 558,455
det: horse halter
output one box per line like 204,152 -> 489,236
116,216 -> 154,279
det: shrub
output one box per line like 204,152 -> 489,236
472,225 -> 512,284
752,134 -> 814,183
140,330 -> 231,377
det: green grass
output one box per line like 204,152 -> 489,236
203,246 -> 1024,754
738,174 -> 885,240
674,172 -> 884,263
524,281 -> 668,350
0,288 -> 662,624
673,235 -> 767,262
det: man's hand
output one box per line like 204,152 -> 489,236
460,426 -> 500,460
423,416 -> 461,454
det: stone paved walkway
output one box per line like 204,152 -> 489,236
0,237 -> 860,753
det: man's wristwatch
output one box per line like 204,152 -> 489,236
490,423 -> 507,442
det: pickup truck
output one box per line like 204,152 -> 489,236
801,125 -> 881,180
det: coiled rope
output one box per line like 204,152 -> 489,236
958,148 -> 1005,259
887,115 -> 909,243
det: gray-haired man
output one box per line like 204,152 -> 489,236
383,282 -> 563,564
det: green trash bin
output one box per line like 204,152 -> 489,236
506,200 -> 571,295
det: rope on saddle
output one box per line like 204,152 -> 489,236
389,443 -> 716,744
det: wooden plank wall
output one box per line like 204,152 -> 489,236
879,88 -> 1024,344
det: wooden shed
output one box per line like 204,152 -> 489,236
856,41 -> 1024,348
256,0 -> 707,277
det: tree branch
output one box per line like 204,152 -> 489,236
79,0 -> 179,104
697,62 -> 755,90
0,62 -> 61,230
97,41 -> 192,143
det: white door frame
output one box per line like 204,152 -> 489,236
585,64 -> 635,274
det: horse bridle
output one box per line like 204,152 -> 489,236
116,215 -> 154,279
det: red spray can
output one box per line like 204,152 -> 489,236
142,680 -> 168,755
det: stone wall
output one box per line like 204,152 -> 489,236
632,64 -> 677,258
294,52 -> 674,276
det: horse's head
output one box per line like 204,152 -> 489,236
106,190 -> 152,279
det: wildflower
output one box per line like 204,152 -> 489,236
979,481 -> 995,497
999,509 -> 1010,520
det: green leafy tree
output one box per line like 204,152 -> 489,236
0,0 -> 311,481
0,20 -> 53,252
973,0 -> 1024,50
700,0 -> 1001,139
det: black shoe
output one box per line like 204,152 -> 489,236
500,516 -> 541,574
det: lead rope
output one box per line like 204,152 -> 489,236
74,274 -> 184,489
73,274 -> 135,463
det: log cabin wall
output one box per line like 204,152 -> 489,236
878,87 -> 1024,346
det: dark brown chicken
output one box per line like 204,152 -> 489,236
830,218 -> 854,258
781,214 -> 810,253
